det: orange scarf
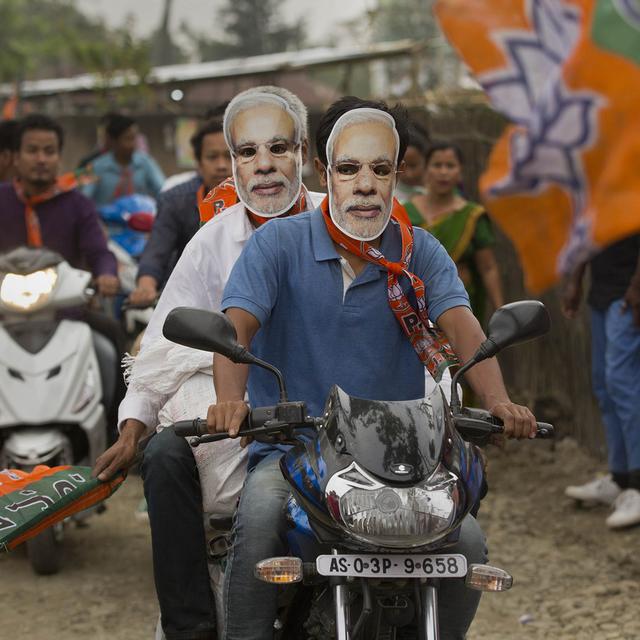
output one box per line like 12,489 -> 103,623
113,166 -> 134,199
321,196 -> 458,381
13,170 -> 90,247
198,176 -> 308,227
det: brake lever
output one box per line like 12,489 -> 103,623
453,415 -> 500,447
454,412 -> 555,444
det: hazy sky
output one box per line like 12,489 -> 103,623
75,0 -> 373,45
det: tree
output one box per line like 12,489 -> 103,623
367,0 -> 461,93
192,0 -> 306,61
373,0 -> 440,42
0,0 -> 153,84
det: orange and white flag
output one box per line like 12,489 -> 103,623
435,0 -> 640,291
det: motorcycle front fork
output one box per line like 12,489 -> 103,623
423,583 -> 440,640
333,579 -> 350,640
332,575 -> 440,640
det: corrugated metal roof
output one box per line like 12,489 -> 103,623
0,40 -> 421,98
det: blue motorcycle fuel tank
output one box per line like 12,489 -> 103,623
281,385 -> 485,552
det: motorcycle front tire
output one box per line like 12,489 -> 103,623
27,527 -> 62,575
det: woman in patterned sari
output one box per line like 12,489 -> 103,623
404,141 -> 504,323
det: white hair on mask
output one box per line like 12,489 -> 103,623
325,107 -> 400,168
223,86 -> 308,150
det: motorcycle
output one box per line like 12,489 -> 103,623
0,247 -> 115,574
162,301 -> 554,639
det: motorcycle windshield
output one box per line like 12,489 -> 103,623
322,386 -> 448,485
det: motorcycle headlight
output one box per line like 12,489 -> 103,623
0,268 -> 57,312
72,364 -> 98,413
325,463 -> 460,548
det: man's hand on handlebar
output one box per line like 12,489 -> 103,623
488,401 -> 537,440
206,401 -> 252,447
96,274 -> 120,297
128,275 -> 158,307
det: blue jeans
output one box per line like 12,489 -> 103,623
591,300 -> 640,474
223,454 -> 487,640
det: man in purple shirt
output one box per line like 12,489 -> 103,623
0,113 -> 118,294
1,114 -> 123,435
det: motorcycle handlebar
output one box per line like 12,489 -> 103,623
170,404 -> 311,444
120,298 -> 159,312
484,412 -> 554,438
535,422 -> 554,438
453,414 -> 554,440
172,418 -> 209,438
171,405 -> 555,445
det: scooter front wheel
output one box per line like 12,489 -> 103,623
27,524 -> 63,575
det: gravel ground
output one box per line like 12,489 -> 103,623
0,475 -> 158,640
470,438 -> 640,640
1,439 -> 638,640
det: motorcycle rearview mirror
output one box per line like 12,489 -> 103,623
163,307 -> 254,363
476,300 -> 550,361
162,307 -> 289,401
450,301 -> 550,412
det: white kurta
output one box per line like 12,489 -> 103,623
119,191 -> 324,514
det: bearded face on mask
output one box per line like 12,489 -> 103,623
228,101 -> 303,217
326,111 -> 399,242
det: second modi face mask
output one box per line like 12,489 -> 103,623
224,93 -> 304,218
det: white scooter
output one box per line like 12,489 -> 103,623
0,247 -> 115,574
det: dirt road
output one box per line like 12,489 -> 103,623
470,438 -> 640,640
1,439 -> 638,640
0,476 -> 158,640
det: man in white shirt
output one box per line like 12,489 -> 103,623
92,86 -> 323,640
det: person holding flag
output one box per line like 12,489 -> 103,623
94,86 -> 323,640
563,236 -> 640,528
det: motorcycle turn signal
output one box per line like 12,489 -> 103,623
465,564 -> 513,592
254,557 -> 303,584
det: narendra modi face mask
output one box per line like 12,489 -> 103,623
224,93 -> 303,218
325,108 -> 400,241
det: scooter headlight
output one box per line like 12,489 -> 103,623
0,268 -> 58,312
325,463 -> 459,548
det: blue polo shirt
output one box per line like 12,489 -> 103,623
221,207 -> 470,466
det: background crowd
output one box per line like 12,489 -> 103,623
1,98 -> 638,538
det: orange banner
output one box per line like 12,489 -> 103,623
435,0 -> 640,291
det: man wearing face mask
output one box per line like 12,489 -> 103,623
93,86 -> 322,640
129,118 -> 233,306
207,97 -> 539,640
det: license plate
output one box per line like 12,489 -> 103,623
316,553 -> 467,578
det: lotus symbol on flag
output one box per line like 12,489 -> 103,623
479,1 -> 601,211
435,0 -> 640,290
